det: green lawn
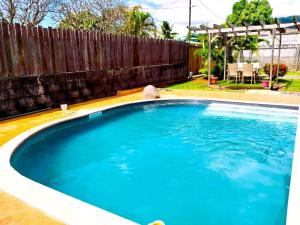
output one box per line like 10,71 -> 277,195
168,78 -> 263,91
217,80 -> 263,90
168,79 -> 210,90
278,79 -> 300,92
168,77 -> 300,93
285,71 -> 300,76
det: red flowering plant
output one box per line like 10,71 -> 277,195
264,63 -> 288,78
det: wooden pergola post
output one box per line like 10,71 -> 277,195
208,33 -> 211,87
269,29 -> 276,89
295,47 -> 300,71
276,32 -> 282,79
223,35 -> 227,80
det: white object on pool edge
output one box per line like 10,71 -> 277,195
60,104 -> 68,111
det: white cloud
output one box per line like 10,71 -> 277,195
131,0 -> 300,37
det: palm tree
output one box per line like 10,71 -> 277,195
160,21 -> 178,39
124,6 -> 156,37
231,36 -> 269,62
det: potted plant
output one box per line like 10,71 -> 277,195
261,80 -> 269,88
210,76 -> 218,84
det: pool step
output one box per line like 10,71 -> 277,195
204,103 -> 298,122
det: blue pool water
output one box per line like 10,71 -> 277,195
11,100 -> 298,225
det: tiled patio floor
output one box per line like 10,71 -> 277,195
1,89 -> 300,225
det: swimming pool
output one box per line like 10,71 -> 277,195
7,100 -> 300,224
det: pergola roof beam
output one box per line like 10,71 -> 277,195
188,22 -> 300,35
227,31 -> 271,37
200,25 -> 209,31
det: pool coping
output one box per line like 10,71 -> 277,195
0,97 -> 299,225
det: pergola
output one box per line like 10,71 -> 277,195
188,16 -> 300,88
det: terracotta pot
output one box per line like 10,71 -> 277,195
210,76 -> 218,85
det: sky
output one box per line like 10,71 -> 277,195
41,0 -> 300,37
129,0 -> 300,37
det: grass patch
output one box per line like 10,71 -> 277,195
167,78 -> 263,91
217,80 -> 263,90
285,71 -> 300,76
168,79 -> 210,90
278,78 -> 300,92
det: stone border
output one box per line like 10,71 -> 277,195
0,98 -> 299,225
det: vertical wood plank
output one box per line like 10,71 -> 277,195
106,33 -> 111,69
44,28 -> 53,73
118,34 -> 123,69
32,26 -> 42,74
21,26 -> 30,75
2,21 -> 14,76
99,32 -> 105,69
52,29 -> 61,73
63,29 -> 70,72
89,31 -> 95,70
72,30 -> 79,72
48,27 -> 56,73
60,29 -> 67,72
82,31 -> 89,71
0,22 -> 8,77
66,29 -> 74,72
14,23 -> 25,76
38,26 -> 47,74
9,23 -> 18,76
94,31 -> 99,70
77,30 -> 84,71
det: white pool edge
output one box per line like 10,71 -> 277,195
0,97 -> 299,225
286,104 -> 300,225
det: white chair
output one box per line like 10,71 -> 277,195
252,62 -> 260,70
238,63 -> 246,72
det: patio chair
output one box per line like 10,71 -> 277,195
242,64 -> 255,84
238,63 -> 246,72
252,62 -> 260,81
227,63 -> 239,83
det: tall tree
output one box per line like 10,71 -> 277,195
58,11 -> 99,30
0,0 -> 58,25
226,0 -> 274,62
227,0 -> 273,25
160,21 -> 177,39
124,6 -> 156,37
93,0 -> 127,33
196,35 -> 225,78
55,0 -> 127,33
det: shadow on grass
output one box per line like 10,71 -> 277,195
278,79 -> 300,92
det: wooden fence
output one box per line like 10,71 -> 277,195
188,46 -> 204,75
0,21 -> 187,78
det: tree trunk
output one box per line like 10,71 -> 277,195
227,45 -> 234,63
249,51 -> 253,63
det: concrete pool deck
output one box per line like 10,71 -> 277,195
1,89 -> 300,225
